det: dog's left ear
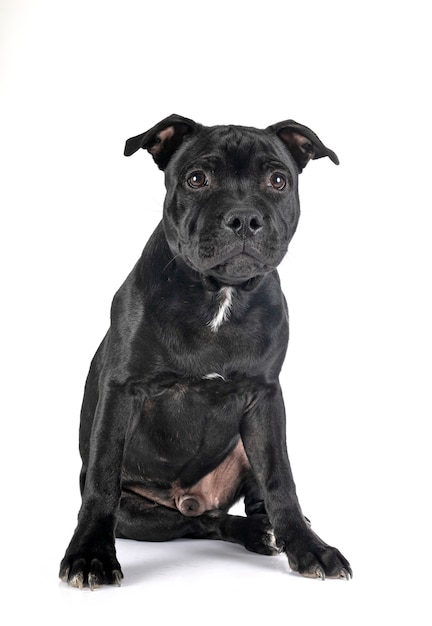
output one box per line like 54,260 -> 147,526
268,120 -> 339,173
124,114 -> 199,170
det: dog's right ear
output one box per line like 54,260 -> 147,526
124,114 -> 199,170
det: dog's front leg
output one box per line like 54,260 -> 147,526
240,382 -> 352,580
59,383 -> 134,589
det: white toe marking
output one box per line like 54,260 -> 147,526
69,573 -> 84,589
266,529 -> 282,552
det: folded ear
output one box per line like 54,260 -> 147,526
267,120 -> 339,173
124,114 -> 199,170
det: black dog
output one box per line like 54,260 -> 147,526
60,114 -> 351,589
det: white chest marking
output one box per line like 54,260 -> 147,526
202,372 -> 226,381
208,286 -> 234,333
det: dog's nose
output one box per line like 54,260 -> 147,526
224,210 -> 263,238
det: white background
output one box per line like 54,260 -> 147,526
1,0 -> 431,623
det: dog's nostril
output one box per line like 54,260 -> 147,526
249,217 -> 261,232
229,217 -> 242,232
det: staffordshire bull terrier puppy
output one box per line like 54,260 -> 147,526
60,114 -> 351,589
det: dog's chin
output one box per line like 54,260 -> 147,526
206,254 -> 268,286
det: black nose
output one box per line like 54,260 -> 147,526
225,210 -> 263,238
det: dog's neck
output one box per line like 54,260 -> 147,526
152,233 -> 267,333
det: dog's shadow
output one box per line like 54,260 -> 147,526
117,538 -> 289,586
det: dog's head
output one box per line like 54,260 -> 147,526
125,115 -> 338,289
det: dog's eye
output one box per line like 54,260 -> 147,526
268,173 -> 287,190
187,171 -> 208,189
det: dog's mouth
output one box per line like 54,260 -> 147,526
178,238 -> 281,289
206,253 -> 269,285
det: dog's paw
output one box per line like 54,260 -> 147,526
244,514 -> 283,556
286,535 -> 352,580
59,549 -> 123,590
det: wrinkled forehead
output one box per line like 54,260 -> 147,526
168,125 -> 296,174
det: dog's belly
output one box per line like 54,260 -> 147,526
122,377 -> 253,516
125,439 -> 250,516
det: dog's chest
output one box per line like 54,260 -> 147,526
155,286 -> 279,379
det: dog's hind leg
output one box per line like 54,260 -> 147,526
116,494 -> 198,541
116,493 -> 282,555
242,473 -> 267,516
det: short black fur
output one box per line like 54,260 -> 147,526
60,114 -> 351,589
